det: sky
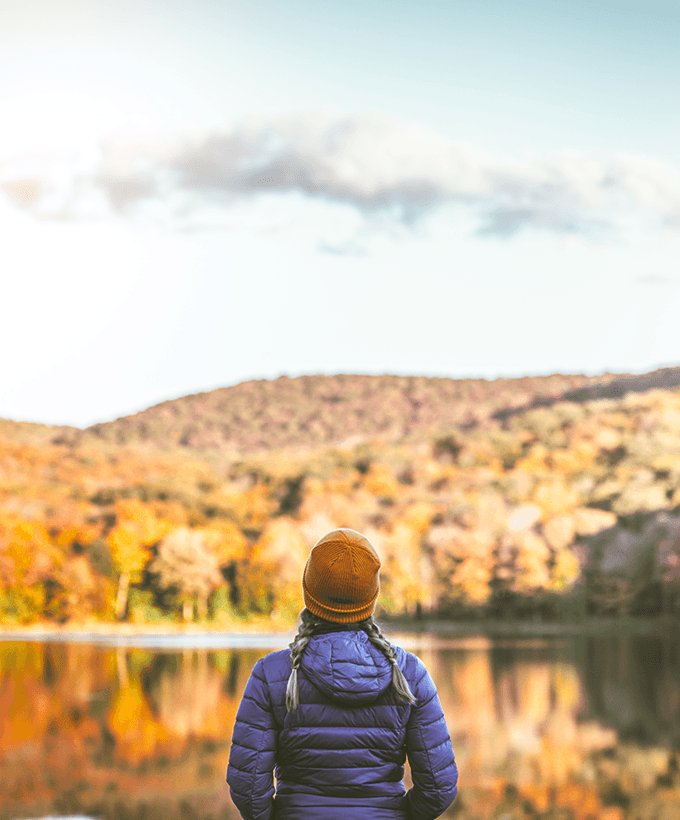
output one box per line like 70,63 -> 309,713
1,0 -> 679,427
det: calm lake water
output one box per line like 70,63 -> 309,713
1,629 -> 680,820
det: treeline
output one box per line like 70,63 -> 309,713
2,379 -> 680,625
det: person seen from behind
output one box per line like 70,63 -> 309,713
227,528 -> 458,820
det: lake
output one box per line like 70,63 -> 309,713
1,628 -> 680,820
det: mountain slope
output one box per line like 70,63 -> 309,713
67,371 -> 611,453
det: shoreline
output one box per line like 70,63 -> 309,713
1,614 -> 678,642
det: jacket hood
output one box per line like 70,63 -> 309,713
299,629 -> 394,705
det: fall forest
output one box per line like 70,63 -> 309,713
2,369 -> 680,627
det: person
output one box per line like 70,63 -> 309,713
227,528 -> 458,820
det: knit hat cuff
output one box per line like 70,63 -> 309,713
303,576 -> 379,624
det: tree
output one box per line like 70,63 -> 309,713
107,499 -> 171,619
150,528 -> 222,621
0,514 -> 63,623
245,518 -> 308,619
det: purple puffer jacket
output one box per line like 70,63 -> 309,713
227,627 -> 458,820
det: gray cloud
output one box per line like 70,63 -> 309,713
635,274 -> 677,287
1,112 -> 679,236
478,205 -> 582,236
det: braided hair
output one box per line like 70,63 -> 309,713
286,608 -> 416,712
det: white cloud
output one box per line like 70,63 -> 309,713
1,111 -> 679,237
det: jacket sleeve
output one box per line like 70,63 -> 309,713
227,658 -> 278,820
404,657 -> 458,820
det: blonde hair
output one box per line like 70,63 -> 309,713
286,608 -> 416,712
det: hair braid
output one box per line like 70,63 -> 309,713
286,609 -> 327,712
361,617 -> 417,704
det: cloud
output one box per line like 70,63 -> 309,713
634,273 -> 677,286
1,111 -> 679,236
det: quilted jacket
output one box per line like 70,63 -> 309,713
227,626 -> 458,820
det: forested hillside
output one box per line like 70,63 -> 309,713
64,372 -> 612,452
2,369 -> 680,626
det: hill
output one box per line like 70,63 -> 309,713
0,418 -> 76,446
61,371 -> 616,453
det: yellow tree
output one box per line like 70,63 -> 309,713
205,520 -> 248,568
448,532 -> 496,607
247,518 -> 308,620
107,499 -> 171,620
381,503 -> 436,616
0,514 -> 63,623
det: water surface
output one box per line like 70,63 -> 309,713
1,631 -> 679,820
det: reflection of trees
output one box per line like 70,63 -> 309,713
0,643 -> 51,751
431,642 -> 617,789
108,655 -> 171,765
151,650 -> 238,742
2,638 -> 680,819
582,635 -> 680,747
0,641 -> 258,820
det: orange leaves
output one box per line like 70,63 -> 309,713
153,499 -> 190,526
250,518 -> 307,575
510,531 -> 552,594
380,513 -> 440,614
439,527 -> 496,607
107,499 -> 172,577
449,554 -> 494,605
532,480 -> 582,518
548,440 -> 598,474
0,516 -> 61,585
551,549 -> 581,591
298,490 -> 356,530
0,514 -> 64,621
205,520 -> 248,566
515,445 -> 551,473
398,501 -> 436,536
238,484 -> 278,530
51,555 -> 114,621
246,519 -> 308,617
380,504 -> 440,612
115,498 -> 172,545
361,463 -> 400,499
53,521 -> 100,550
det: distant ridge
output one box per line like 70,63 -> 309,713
5,368 -> 680,455
57,371 -> 613,454
493,366 -> 680,421
563,366 -> 680,402
0,417 -> 77,446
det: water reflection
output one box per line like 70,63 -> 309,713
1,633 -> 679,819
582,636 -> 680,747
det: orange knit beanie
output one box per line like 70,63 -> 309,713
302,528 -> 381,623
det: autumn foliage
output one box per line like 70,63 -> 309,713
2,371 -> 680,625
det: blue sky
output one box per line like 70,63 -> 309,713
1,0 -> 679,426
3,0 -> 678,160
